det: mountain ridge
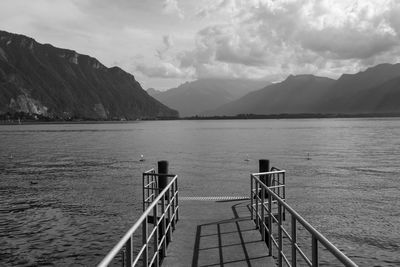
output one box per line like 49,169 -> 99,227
0,30 -> 178,120
148,78 -> 270,117
206,64 -> 400,116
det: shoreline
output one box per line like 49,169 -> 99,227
1,113 -> 400,125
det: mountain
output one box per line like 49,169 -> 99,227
0,30 -> 178,120
146,88 -> 162,97
352,76 -> 400,113
207,63 -> 400,116
316,63 -> 400,113
148,78 -> 269,117
208,75 -> 336,115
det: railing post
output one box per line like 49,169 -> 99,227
312,235 -> 318,267
142,218 -> 148,267
261,185 -> 265,241
255,181 -> 259,229
175,178 -> 179,222
171,182 -> 176,231
167,187 -> 172,244
291,216 -> 297,267
278,204 -> 283,267
121,250 -> 125,267
282,172 -> 286,221
152,172 -> 156,202
154,202 -> 159,267
161,196 -> 167,258
250,174 -> 254,220
268,188 -> 273,256
125,236 -> 132,267
143,173 -> 146,212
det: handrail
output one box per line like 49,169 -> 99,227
98,173 -> 178,267
251,170 -> 357,267
251,170 -> 286,176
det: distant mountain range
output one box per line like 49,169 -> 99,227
206,63 -> 400,116
147,79 -> 269,117
0,30 -> 178,120
2,30 -> 400,121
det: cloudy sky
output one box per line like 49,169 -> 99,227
1,0 -> 400,90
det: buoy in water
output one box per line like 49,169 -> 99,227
139,155 -> 145,162
244,154 -> 250,162
307,153 -> 311,160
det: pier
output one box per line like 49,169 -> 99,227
98,160 -> 358,267
162,198 -> 275,266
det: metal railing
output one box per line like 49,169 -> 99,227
250,169 -> 358,267
98,169 -> 179,267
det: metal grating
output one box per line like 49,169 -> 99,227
180,196 -> 249,201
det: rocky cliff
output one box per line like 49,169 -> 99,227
0,30 -> 178,120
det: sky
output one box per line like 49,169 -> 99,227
1,0 -> 400,90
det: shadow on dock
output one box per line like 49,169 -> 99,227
162,199 -> 274,267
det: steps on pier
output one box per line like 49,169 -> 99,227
162,198 -> 275,267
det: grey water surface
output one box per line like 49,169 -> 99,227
0,118 -> 399,266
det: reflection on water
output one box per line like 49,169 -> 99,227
0,119 -> 399,266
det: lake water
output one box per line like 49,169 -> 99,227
0,119 -> 399,266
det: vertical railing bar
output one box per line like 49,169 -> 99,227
278,203 -> 283,267
251,175 -> 254,220
171,182 -> 176,231
261,185 -> 265,241
255,181 -> 259,229
291,216 -> 297,267
143,173 -> 146,211
312,235 -> 318,267
167,187 -> 172,244
121,249 -> 125,267
175,178 -> 179,222
161,195 -> 166,259
154,201 -> 159,267
142,217 -> 148,267
277,173 -> 280,198
152,173 -> 155,202
126,236 -> 132,267
283,172 -> 286,221
268,186 -> 273,256
148,173 -> 151,207
283,172 -> 286,200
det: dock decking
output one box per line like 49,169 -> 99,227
99,165 -> 358,267
162,198 -> 275,267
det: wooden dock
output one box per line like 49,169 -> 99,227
162,198 -> 275,267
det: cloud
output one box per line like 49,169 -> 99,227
196,0 -> 237,18
163,35 -> 173,50
3,0 -> 400,87
136,62 -> 192,78
163,0 -> 184,19
157,35 -> 174,59
177,0 -> 400,80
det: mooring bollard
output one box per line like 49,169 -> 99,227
259,159 -> 270,188
158,160 -> 169,194
259,159 -> 270,199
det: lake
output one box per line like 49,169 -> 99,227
0,118 -> 399,266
